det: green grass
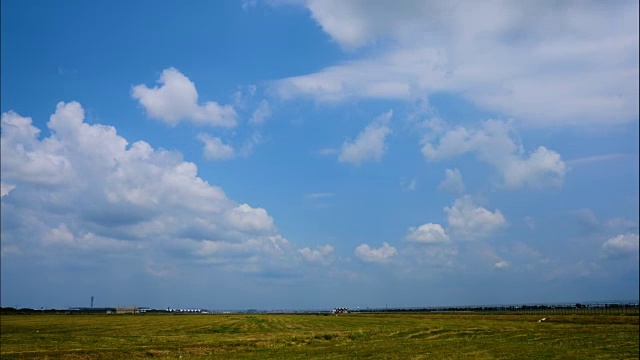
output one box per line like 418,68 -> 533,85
1,313 -> 638,359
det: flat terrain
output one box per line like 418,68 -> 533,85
1,313 -> 638,359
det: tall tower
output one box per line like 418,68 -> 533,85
91,296 -> 94,308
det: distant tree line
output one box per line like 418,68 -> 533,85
2,302 -> 638,316
1,307 -> 70,315
351,303 -> 639,315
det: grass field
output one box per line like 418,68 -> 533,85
1,313 -> 638,359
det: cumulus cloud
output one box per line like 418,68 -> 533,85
191,235 -> 298,274
423,120 -> 566,189
494,260 -> 510,269
299,245 -> 334,264
195,234 -> 294,266
338,110 -> 392,165
602,233 -> 639,259
444,196 -> 507,240
354,242 -> 397,264
132,67 -> 237,127
43,224 -> 137,251
225,204 -> 275,234
1,109 -> 74,186
197,133 -> 235,160
275,0 -> 639,125
1,110 -> 41,141
502,147 -> 566,189
438,168 -> 465,194
406,223 -> 449,244
0,102 -> 289,274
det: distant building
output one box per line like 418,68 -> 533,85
168,308 -> 205,313
116,307 -> 139,314
332,307 -> 348,314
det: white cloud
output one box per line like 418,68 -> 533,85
0,102 -> 290,273
423,120 -> 566,189
43,224 -> 136,251
274,47 -> 448,102
438,168 -> 465,194
132,67 -> 237,127
44,224 -> 75,246
406,223 -> 449,244
305,0 -> 375,50
354,242 -> 397,264
1,111 -> 41,142
502,146 -> 566,189
225,204 -> 275,234
602,233 -> 639,259
338,110 -> 392,165
304,0 -> 453,51
276,0 -> 639,126
568,153 -> 629,167
494,260 -> 510,269
444,196 -> 507,240
238,132 -> 266,157
1,108 -> 74,186
233,84 -> 257,109
196,236 -> 289,258
197,133 -> 235,160
1,182 -> 16,198
299,245 -> 334,264
193,235 -> 297,274
250,99 -> 272,125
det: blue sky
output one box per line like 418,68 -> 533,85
1,0 -> 638,310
